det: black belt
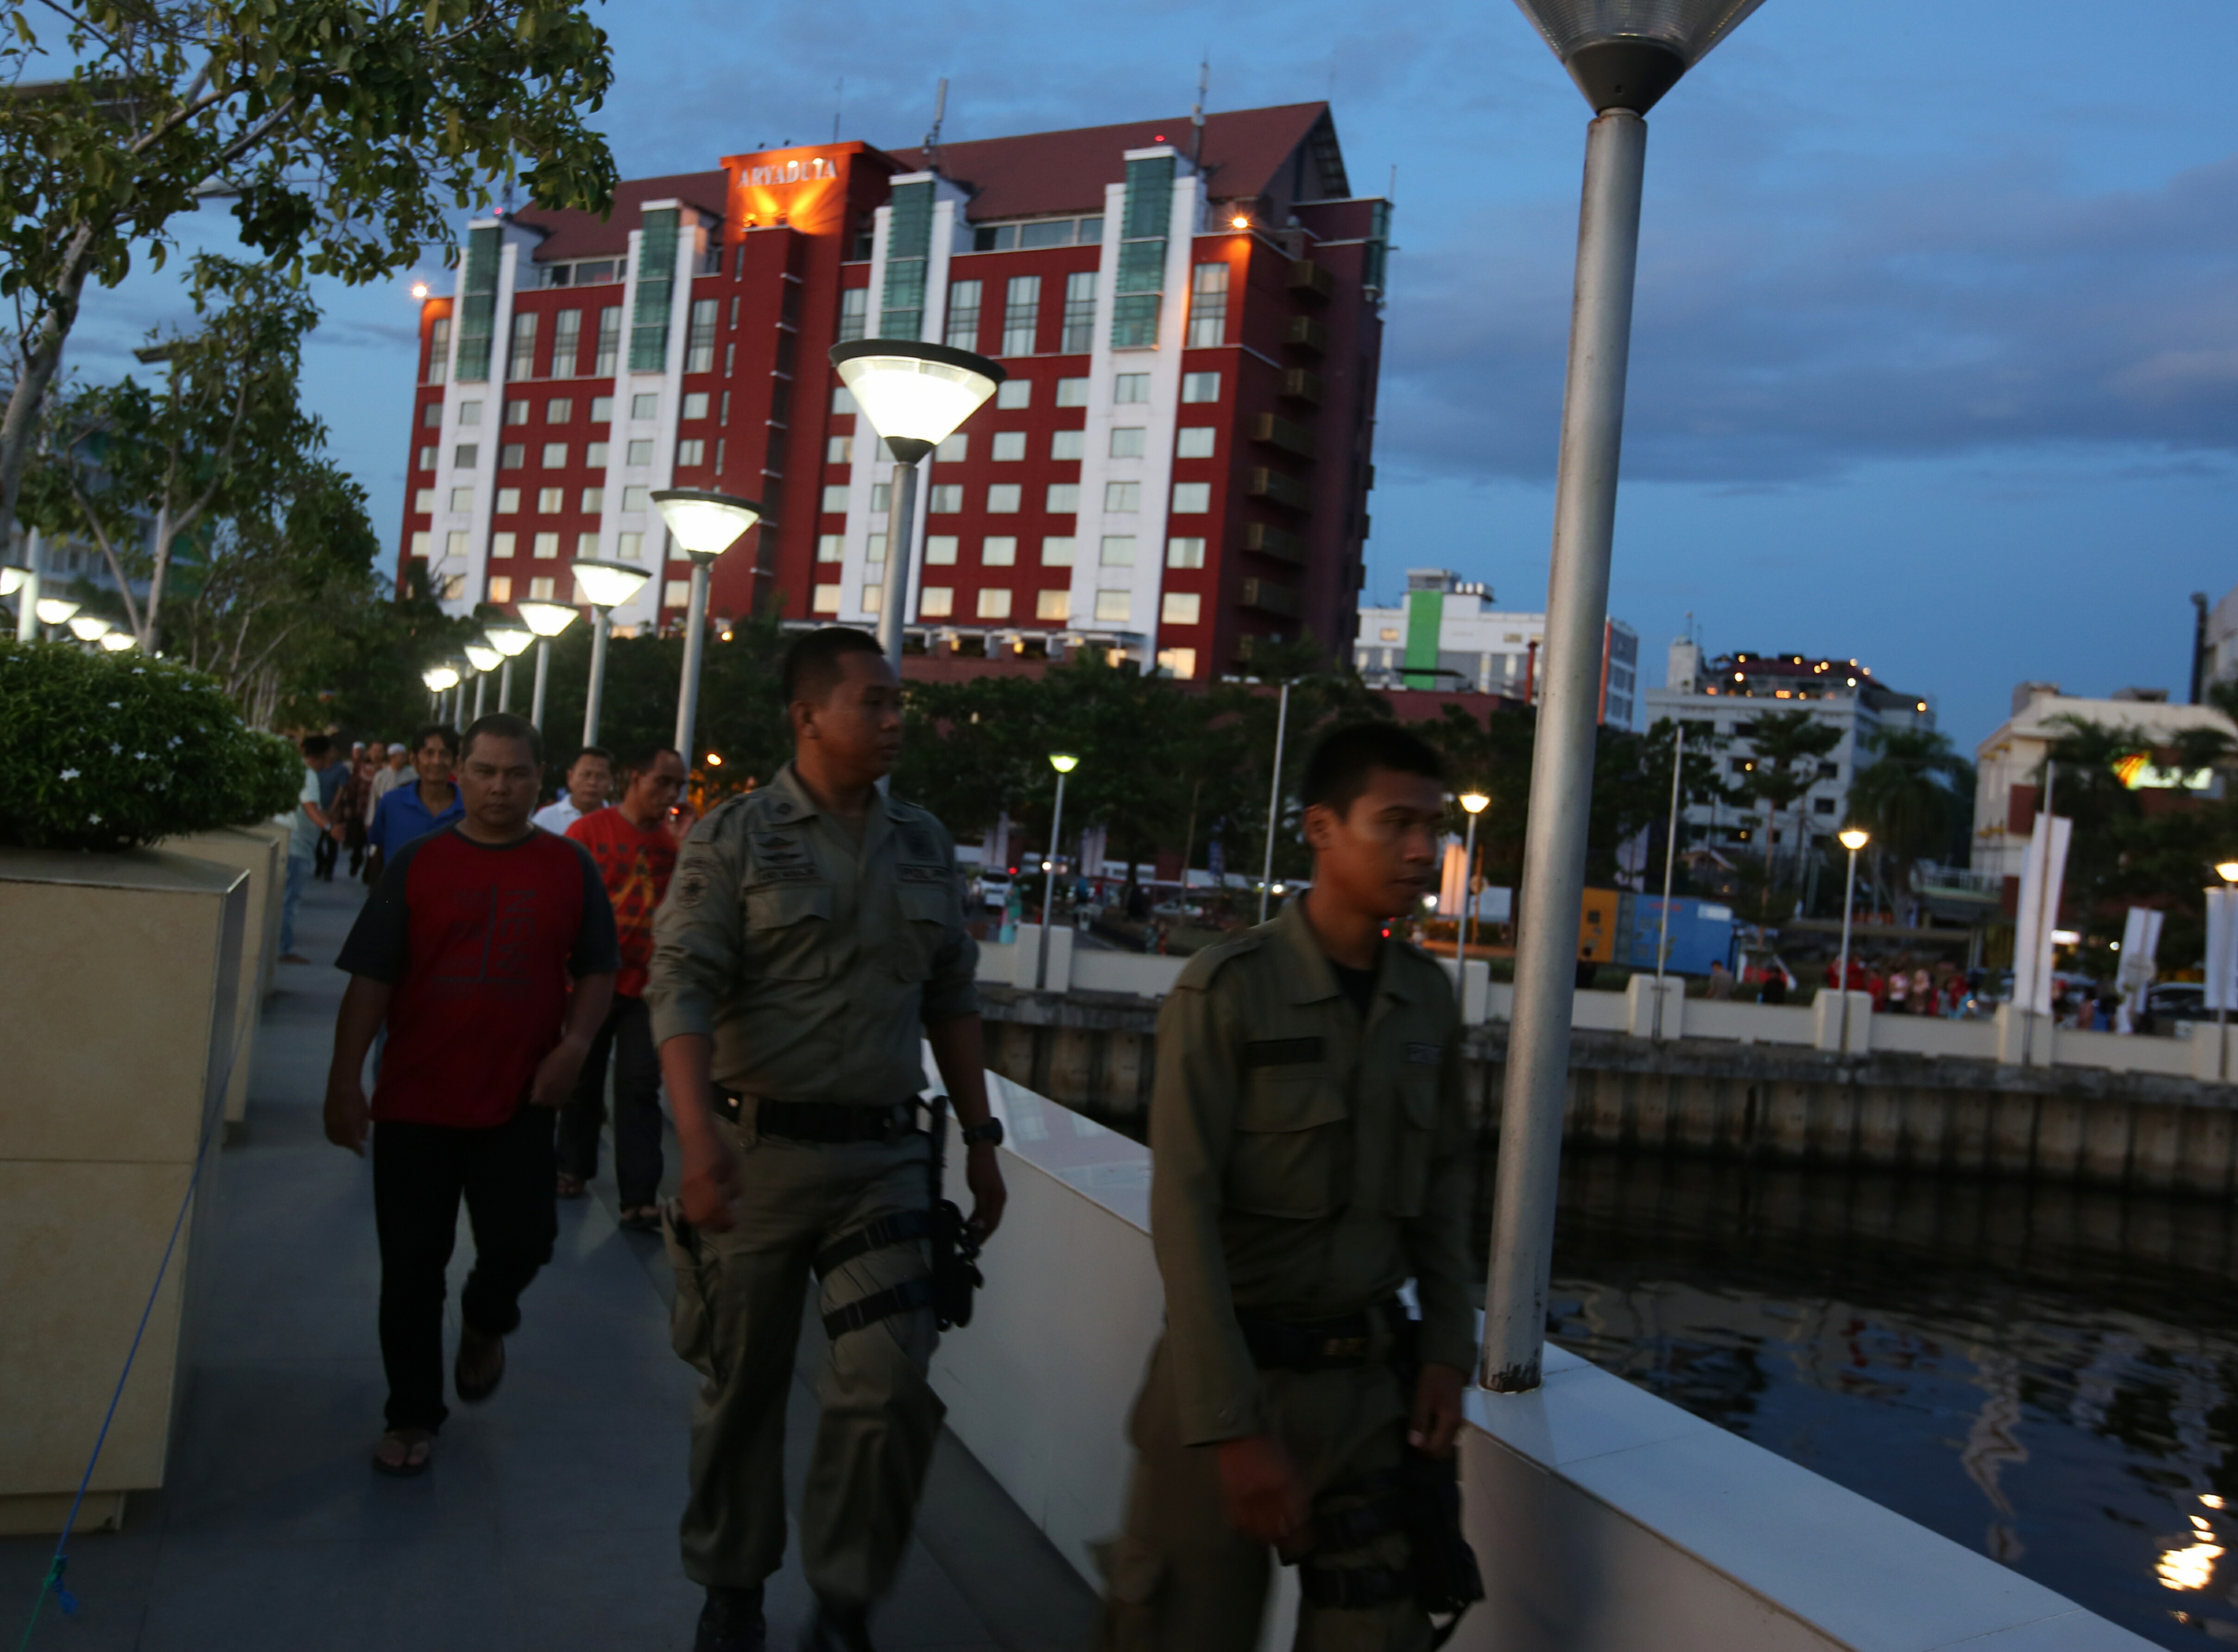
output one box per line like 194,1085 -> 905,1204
717,1091 -> 916,1143
1236,1299 -> 1402,1373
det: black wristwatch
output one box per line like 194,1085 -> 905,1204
960,1118 -> 1005,1148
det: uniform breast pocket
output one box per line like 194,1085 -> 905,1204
892,883 -> 951,982
1389,1066 -> 1441,1217
1225,1072 -> 1349,1219
744,883 -> 832,980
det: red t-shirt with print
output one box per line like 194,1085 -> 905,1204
566,806 -> 678,998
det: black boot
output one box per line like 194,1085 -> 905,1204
695,1585 -> 767,1652
799,1599 -> 874,1652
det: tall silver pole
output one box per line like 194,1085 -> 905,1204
877,458 -> 920,673
582,607 -> 610,748
1257,680 -> 1292,923
1453,810 -> 1480,968
14,563 -> 38,642
498,657 -> 513,714
531,638 -> 552,730
1481,109 -> 1647,1394
2023,761 -> 2057,1067
472,670 -> 488,722
1035,768 -> 1069,991
675,558 -> 712,761
1652,723 -> 1684,1039
1838,845 -> 1859,1054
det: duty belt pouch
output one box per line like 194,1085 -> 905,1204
1390,1313 -> 1486,1646
923,1094 -> 984,1331
659,1198 -> 720,1379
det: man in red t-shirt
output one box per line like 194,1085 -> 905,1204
325,712 -> 618,1477
559,744 -> 692,1228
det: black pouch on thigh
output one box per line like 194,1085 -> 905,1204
661,1197 -> 721,1380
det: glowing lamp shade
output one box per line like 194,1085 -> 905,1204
1511,0 -> 1767,113
2217,860 -> 2238,886
423,666 -> 460,692
515,600 -> 578,638
485,624 -> 535,657
35,597 -> 79,625
1049,752 -> 1080,774
411,282 -> 430,299
830,340 -> 1005,464
98,631 -> 135,652
67,614 -> 112,641
652,489 -> 763,562
573,558 -> 652,610
1459,791 -> 1491,815
1838,827 -> 1871,852
0,567 -> 23,595
463,643 -> 501,673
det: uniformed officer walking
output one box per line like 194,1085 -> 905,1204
646,627 -> 1007,1652
1096,722 -> 1479,1649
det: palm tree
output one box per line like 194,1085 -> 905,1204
1848,726 -> 1969,924
1742,708 -> 1843,892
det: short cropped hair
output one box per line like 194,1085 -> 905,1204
623,744 -> 682,777
1300,722 -> 1445,818
570,744 -> 615,772
782,626 -> 884,706
461,712 -> 543,768
411,722 -> 460,757
301,734 -> 333,759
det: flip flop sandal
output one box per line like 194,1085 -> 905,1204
618,1206 -> 661,1233
556,1173 -> 588,1198
371,1428 -> 433,1477
454,1327 -> 506,1404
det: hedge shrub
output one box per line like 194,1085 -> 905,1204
0,641 -> 304,852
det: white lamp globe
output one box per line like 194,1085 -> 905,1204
573,559 -> 652,610
652,489 -> 763,564
423,665 -> 460,692
829,340 -> 1005,464
515,600 -> 578,638
0,567 -> 24,596
485,624 -> 535,657
67,614 -> 112,641
463,642 -> 501,673
35,597 -> 79,625
98,631 -> 136,652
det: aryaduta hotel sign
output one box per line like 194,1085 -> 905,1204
739,154 -> 841,188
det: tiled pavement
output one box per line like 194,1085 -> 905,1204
3,873 -> 1095,1652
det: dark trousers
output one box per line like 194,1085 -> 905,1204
555,994 -> 665,1207
373,1105 -> 559,1431
314,830 -> 340,881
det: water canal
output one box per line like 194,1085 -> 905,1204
1534,1154 -> 2238,1650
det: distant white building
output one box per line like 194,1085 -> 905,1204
1972,681 -> 2234,883
1353,568 -> 1639,727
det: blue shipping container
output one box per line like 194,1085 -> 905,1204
1618,894 -> 1736,977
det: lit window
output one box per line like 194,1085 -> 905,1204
1156,647 -> 1197,679
1055,378 -> 1090,408
926,536 -> 959,565
996,379 -> 1031,409
1104,481 -> 1141,512
1171,482 -> 1210,513
622,485 -> 650,512
632,393 -> 658,420
1037,590 -> 1071,621
1110,426 -> 1146,459
458,401 -> 483,426
1186,262 -> 1229,348
944,280 -> 982,351
542,443 -> 568,468
586,442 -> 609,467
582,487 -> 604,513
537,487 -> 563,513
488,575 -> 512,602
533,532 -> 560,559
977,588 -> 1012,620
414,489 -> 436,514
1114,373 -> 1150,404
921,586 -> 955,618
1051,430 -> 1084,461
1167,537 -> 1206,569
677,439 -> 705,467
827,435 -> 853,464
816,534 -> 845,563
1100,535 -> 1135,566
490,532 -> 516,559
1046,483 -> 1079,514
1094,589 -> 1132,623
1040,536 -> 1075,567
992,431 -> 1025,461
821,485 -> 851,514
445,530 -> 470,560
664,579 -> 692,607
410,531 -> 431,558
627,439 -> 654,466
1162,591 -> 1201,626
1176,427 -> 1215,458
936,433 -> 968,463
832,385 -> 857,415
576,531 -> 600,556
683,391 -> 710,420
589,396 -> 613,423
529,576 -> 556,599
982,536 -> 1017,566
1181,371 -> 1221,403
986,484 -> 1022,514
861,582 -> 883,612
547,397 -> 573,423
814,582 -> 842,613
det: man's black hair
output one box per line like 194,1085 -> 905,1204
623,744 -> 682,777
461,712 -> 543,768
572,745 -> 615,770
302,734 -> 333,759
1299,721 -> 1446,818
782,626 -> 885,706
411,722 -> 460,757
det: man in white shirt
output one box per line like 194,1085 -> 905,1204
531,746 -> 615,835
368,743 -> 412,817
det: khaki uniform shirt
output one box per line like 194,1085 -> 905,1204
645,763 -> 980,1105
1150,898 -> 1476,1446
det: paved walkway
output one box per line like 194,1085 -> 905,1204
4,873 -> 1095,1651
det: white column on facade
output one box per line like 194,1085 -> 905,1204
592,225 -> 644,616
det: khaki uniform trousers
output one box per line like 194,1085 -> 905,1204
1095,1333 -> 1432,1652
667,1120 -> 943,1609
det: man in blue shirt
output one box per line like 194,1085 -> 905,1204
367,724 -> 464,881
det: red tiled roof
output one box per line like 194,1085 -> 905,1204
886,102 -> 1341,219
512,169 -> 729,263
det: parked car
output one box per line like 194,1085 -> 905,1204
978,872 -> 1012,910
2148,982 -> 2210,1021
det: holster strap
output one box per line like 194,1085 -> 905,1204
1312,1470 -> 1406,1555
1297,1561 -> 1412,1611
747,1097 -> 915,1143
1238,1299 -> 1400,1372
814,1210 -> 932,1279
822,1275 -> 934,1340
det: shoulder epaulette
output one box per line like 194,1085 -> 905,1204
1174,931 -> 1263,991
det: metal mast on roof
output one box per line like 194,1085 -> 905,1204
1191,57 -> 1208,170
924,78 -> 947,172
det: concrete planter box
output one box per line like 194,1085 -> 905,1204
166,826 -> 283,1140
0,849 -> 247,1534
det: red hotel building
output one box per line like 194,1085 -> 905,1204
399,102 -> 1389,678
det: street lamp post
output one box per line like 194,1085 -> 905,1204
2213,860 -> 2238,1081
571,560 -> 653,748
1037,753 -> 1079,992
1454,791 -> 1491,967
514,600 -> 578,731
464,642 -> 501,722
1257,679 -> 1293,923
1484,0 -> 1769,1395
423,664 -> 460,719
32,595 -> 78,641
485,624 -> 534,713
652,489 -> 763,766
2,545 -> 37,642
1652,722 -> 1686,1039
1837,826 -> 1871,1054
828,340 -> 1005,673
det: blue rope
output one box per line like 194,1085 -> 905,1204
15,1108 -> 217,1651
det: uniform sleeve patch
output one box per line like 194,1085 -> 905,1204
746,863 -> 820,888
1244,1037 -> 1326,1067
897,863 -> 951,885
673,864 -> 713,908
1404,1042 -> 1442,1065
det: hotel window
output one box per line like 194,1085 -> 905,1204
576,531 -> 600,556
453,443 -> 479,468
663,580 -> 691,607
586,441 -> 609,467
836,288 -> 868,344
1050,430 -> 1084,461
490,531 -> 515,559
992,432 -> 1025,461
926,536 -> 959,564
986,484 -> 1022,514
827,435 -> 852,464
1186,263 -> 1229,347
1167,536 -> 1206,569
530,576 -> 556,599
1001,276 -> 1040,356
1099,535 -> 1136,566
1181,371 -> 1221,403
936,433 -> 967,463
982,536 -> 1017,566
1061,271 -> 1097,353
996,378 -> 1031,409
495,487 -> 520,513
458,400 -> 482,426
1161,592 -> 1202,626
683,391 -> 710,420
425,316 -> 451,384
589,396 -> 613,423
861,582 -> 883,612
831,385 -> 856,415
506,310 -> 537,380
1170,482 -> 1210,513
1055,376 -> 1090,408
617,531 -> 644,559
817,534 -> 845,563
821,485 -> 851,514
1094,589 -> 1132,623
1040,536 -> 1075,566
548,396 -> 573,424
537,487 -> 563,513
685,299 -> 718,372
632,392 -> 659,420
1176,427 -> 1215,458
414,488 -> 436,513
499,443 -> 525,469
920,586 -> 955,618
1114,373 -> 1150,404
1037,590 -> 1071,622
813,583 -> 842,613
445,530 -> 470,559
1045,483 -> 1079,514
450,487 -> 475,511
866,534 -> 887,562
594,305 -> 621,376
677,439 -> 705,467
423,403 -> 443,427
929,485 -> 962,513
542,443 -> 568,468
627,439 -> 654,466
533,532 -> 561,558
551,311 -> 581,377
1104,481 -> 1140,513
945,280 -> 982,351
622,484 -> 650,512
1157,647 -> 1196,680
977,588 -> 1012,620
1109,426 -> 1145,459
872,483 -> 891,513
488,574 -> 512,602
505,399 -> 530,424
411,531 -> 431,558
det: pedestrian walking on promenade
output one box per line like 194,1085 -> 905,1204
647,626 -> 1007,1652
334,749 -> 376,880
534,745 -> 615,835
366,724 -> 463,882
1094,723 -> 1478,1650
279,734 -> 336,964
313,735 -> 351,882
558,744 -> 694,1226
322,712 -> 619,1478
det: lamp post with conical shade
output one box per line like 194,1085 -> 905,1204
572,559 -> 652,747
829,340 -> 1005,671
464,642 -> 501,721
485,623 -> 534,713
423,664 -> 459,717
515,600 -> 578,731
652,488 -> 762,767
1483,0 -> 1769,1396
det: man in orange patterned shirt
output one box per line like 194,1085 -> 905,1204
561,745 -> 693,1228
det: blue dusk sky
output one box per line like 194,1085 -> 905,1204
60,0 -> 2238,752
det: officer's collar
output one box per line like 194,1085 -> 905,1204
1268,896 -> 1419,1006
759,762 -> 909,826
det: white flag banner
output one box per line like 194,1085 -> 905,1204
2206,888 -> 2238,1013
2117,907 -> 2164,995
1437,838 -> 1468,918
2011,813 -> 2072,1017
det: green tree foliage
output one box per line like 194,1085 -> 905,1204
1738,708 -> 1843,888
0,0 -> 618,541
1847,725 -> 1972,917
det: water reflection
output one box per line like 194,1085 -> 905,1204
1526,1155 -> 2238,1649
